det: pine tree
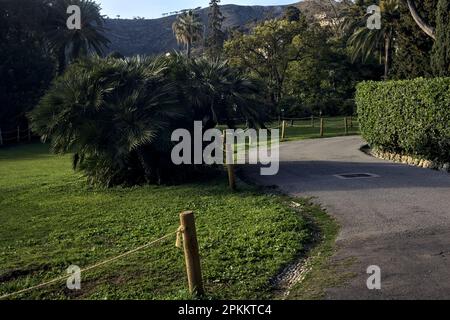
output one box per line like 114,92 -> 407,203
431,0 -> 450,76
206,0 -> 225,59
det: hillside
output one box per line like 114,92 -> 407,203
104,0 -> 342,57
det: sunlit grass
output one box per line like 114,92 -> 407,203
0,143 -> 314,300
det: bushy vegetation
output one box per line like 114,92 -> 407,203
356,77 -> 450,162
0,0 -> 109,132
224,15 -> 379,117
0,0 -> 55,131
29,54 -> 266,186
431,0 -> 450,76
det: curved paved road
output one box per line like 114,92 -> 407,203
243,136 -> 450,299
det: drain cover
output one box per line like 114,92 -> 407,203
334,173 -> 379,179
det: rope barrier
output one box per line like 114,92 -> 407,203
0,229 -> 181,300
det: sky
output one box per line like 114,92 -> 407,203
98,0 -> 297,19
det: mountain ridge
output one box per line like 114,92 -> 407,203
104,1 -> 341,56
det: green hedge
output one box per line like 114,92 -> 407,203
356,78 -> 450,162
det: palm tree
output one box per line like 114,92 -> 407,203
169,54 -> 267,129
172,10 -> 204,58
29,56 -> 184,186
46,0 -> 110,74
347,0 -> 400,79
30,53 -> 268,186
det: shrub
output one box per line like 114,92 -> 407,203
29,55 -> 267,186
356,77 -> 450,162
29,56 -> 193,186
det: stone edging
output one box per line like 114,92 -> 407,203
367,147 -> 450,173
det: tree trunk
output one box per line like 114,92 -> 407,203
187,41 -> 191,58
406,0 -> 436,40
57,47 -> 66,75
384,35 -> 391,80
137,148 -> 153,183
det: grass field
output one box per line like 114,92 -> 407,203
0,143 -> 326,300
219,116 -> 359,142
277,116 -> 359,141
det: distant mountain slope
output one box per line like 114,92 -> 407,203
104,1 -> 342,57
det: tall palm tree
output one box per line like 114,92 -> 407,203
46,0 -> 110,74
347,0 -> 400,79
172,10 -> 204,58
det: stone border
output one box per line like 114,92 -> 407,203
366,147 -> 450,173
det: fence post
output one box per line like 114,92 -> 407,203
227,163 -> 236,190
28,127 -> 32,142
223,130 -> 236,191
17,126 -> 20,143
291,119 -> 294,127
344,117 -> 348,135
350,116 -> 353,128
180,211 -> 204,296
320,118 -> 324,137
281,120 -> 286,141
311,115 -> 315,128
0,128 -> 3,146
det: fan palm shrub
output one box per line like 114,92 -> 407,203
168,53 -> 268,129
29,56 -> 190,186
30,54 -> 267,186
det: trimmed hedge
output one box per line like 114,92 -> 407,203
356,78 -> 450,162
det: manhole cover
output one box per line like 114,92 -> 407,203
334,173 -> 380,179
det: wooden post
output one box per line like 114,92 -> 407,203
0,128 -> 3,146
223,130 -> 236,191
344,117 -> 348,135
17,126 -> 20,143
350,116 -> 353,128
28,127 -> 32,142
281,120 -> 286,141
311,115 -> 315,128
180,211 -> 204,296
290,119 -> 294,127
227,163 -> 236,190
320,118 -> 324,137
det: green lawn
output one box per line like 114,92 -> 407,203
0,143 -> 319,300
279,116 -> 360,141
219,116 -> 359,142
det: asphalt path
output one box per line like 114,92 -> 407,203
243,136 -> 450,299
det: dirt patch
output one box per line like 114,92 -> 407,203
0,264 -> 52,282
